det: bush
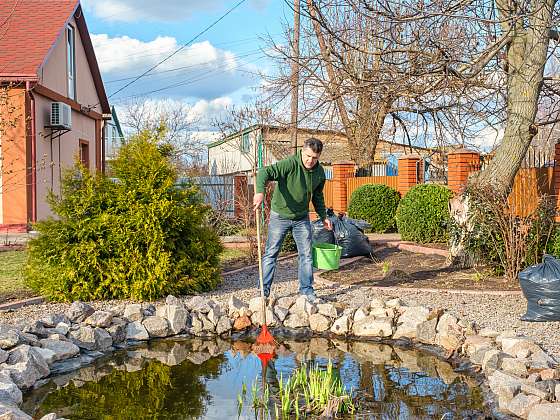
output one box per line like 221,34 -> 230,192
395,184 -> 453,243
458,185 -> 555,280
547,225 -> 560,258
25,128 -> 223,301
347,184 -> 400,232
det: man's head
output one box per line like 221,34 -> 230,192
301,138 -> 323,169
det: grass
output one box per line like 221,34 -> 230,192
219,248 -> 249,263
0,250 -> 33,302
238,360 -> 356,418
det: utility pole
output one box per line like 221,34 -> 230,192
290,0 -> 300,155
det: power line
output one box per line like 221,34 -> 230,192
107,0 -> 248,100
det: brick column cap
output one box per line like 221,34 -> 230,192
332,160 -> 355,165
448,148 -> 480,155
398,154 -> 421,160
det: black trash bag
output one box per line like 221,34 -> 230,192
519,254 -> 560,322
312,208 -> 336,244
332,215 -> 372,258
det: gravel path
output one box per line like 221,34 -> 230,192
2,257 -> 560,360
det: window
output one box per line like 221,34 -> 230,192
79,140 -> 89,169
241,132 -> 250,153
67,25 -> 76,100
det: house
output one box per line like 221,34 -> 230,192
207,125 -> 442,179
0,0 -> 111,232
104,106 -> 125,166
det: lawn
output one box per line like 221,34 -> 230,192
0,250 -> 34,303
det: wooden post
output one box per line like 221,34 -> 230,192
397,154 -> 421,196
332,161 -> 355,214
447,149 -> 481,195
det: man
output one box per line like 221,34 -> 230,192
253,137 -> 333,303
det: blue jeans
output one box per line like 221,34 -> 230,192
262,211 -> 314,297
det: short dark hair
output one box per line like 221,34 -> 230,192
303,137 -> 323,154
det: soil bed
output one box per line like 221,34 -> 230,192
323,246 -> 520,291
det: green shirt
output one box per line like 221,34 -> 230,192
255,150 -> 327,220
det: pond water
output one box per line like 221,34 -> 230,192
23,337 -> 488,419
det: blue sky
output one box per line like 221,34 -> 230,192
80,0 -> 289,129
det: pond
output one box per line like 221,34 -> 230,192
23,336 -> 488,419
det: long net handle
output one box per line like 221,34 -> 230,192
255,206 -> 267,325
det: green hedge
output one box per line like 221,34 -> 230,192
395,184 -> 453,243
348,184 -> 400,232
25,128 -> 222,301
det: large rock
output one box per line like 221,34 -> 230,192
228,296 -> 249,317
353,308 -> 368,323
34,347 -> 57,365
501,357 -> 529,377
0,375 -> 22,405
435,313 -> 464,351
125,321 -> 149,341
249,297 -> 266,314
283,312 -> 309,329
393,306 -> 431,341
233,315 -> 252,331
0,350 -> 7,364
290,296 -> 317,316
276,296 -> 296,310
168,304 -> 189,334
506,393 -> 541,418
528,403 -> 560,420
463,335 -> 494,358
68,326 -> 112,351
207,305 -> 224,326
66,301 -> 95,323
353,316 -> 393,337
142,317 -> 170,338
501,337 -> 543,358
190,313 -> 204,335
309,313 -> 331,332
39,339 -> 80,361
185,296 -> 213,314
84,311 -> 113,328
369,297 -> 386,309
250,309 -> 277,327
0,327 -> 20,350
0,401 -> 32,420
39,314 -> 70,328
123,304 -> 143,322
488,370 -> 524,395
106,322 -> 127,344
330,315 -> 350,335
22,321 -> 50,338
216,316 -> 232,335
482,349 -> 508,373
3,345 -> 50,389
317,303 -> 338,319
274,306 -> 289,323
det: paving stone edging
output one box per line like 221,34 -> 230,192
1,291 -> 560,419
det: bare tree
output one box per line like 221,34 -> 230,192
121,99 -> 206,174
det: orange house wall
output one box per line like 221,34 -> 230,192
1,87 -> 28,225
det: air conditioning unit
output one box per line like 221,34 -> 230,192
50,102 -> 72,129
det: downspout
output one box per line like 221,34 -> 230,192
26,81 -> 37,223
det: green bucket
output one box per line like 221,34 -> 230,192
312,243 -> 342,270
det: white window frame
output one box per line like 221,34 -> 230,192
67,25 -> 76,100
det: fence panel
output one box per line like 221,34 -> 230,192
189,176 -> 235,217
346,176 -> 399,204
508,167 -> 554,217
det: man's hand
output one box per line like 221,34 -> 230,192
323,218 -> 333,231
253,193 -> 264,212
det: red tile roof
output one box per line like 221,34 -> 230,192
0,0 -> 79,76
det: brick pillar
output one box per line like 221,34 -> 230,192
332,161 -> 355,214
398,155 -> 421,196
553,143 -> 560,222
447,149 -> 481,195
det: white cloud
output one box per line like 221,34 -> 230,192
470,126 -> 504,152
92,34 -> 259,101
83,0 -> 270,22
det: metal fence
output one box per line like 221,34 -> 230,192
181,176 -> 235,217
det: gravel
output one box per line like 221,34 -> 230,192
1,257 -> 559,360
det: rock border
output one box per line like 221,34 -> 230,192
1,294 -> 559,419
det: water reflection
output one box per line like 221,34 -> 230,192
23,337 -> 486,419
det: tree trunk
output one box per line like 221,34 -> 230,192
450,0 -> 555,263
472,0 -> 555,195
